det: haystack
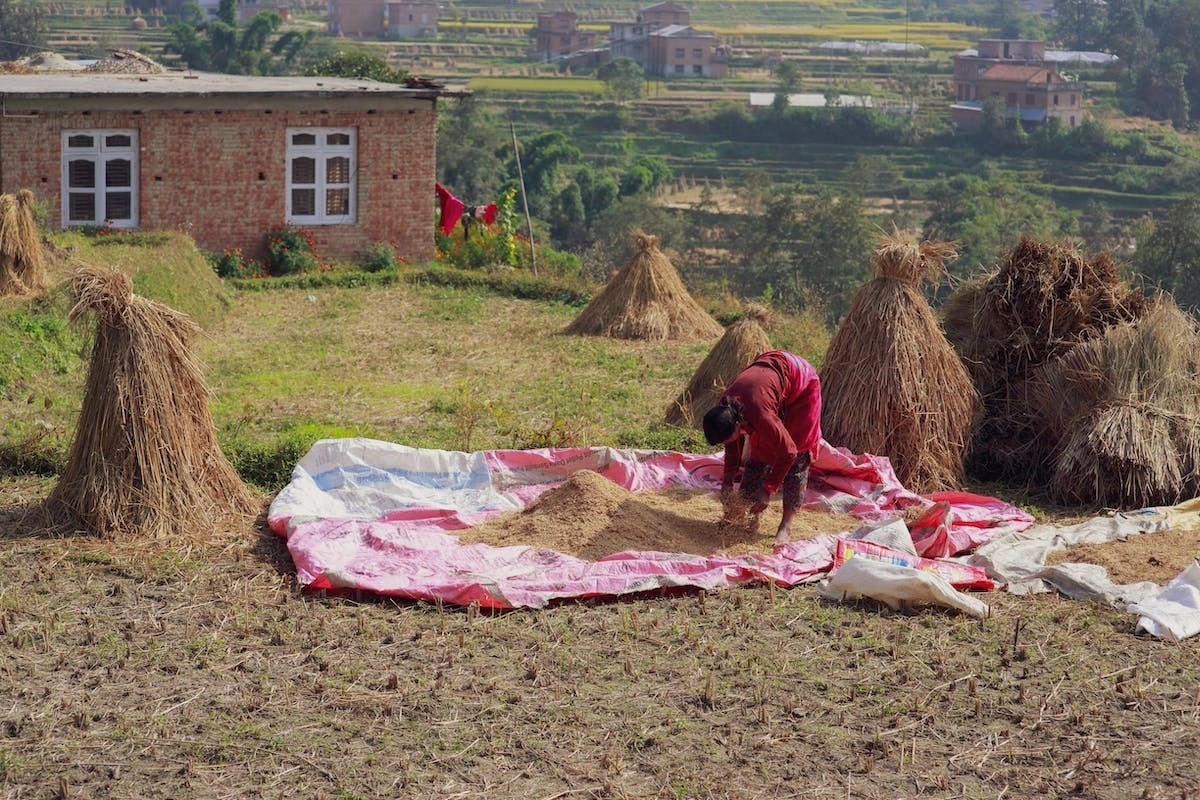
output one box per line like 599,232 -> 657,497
665,303 -> 771,427
820,233 -> 979,493
46,266 -> 258,538
941,237 -> 1148,482
0,190 -> 47,296
564,230 -> 723,341
1027,295 -> 1200,508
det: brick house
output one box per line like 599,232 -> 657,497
639,2 -> 690,28
951,39 -> 1083,130
645,24 -> 728,78
386,0 -> 438,38
540,2 -> 727,78
0,72 -> 465,263
328,0 -> 438,38
534,11 -> 598,60
328,0 -> 383,36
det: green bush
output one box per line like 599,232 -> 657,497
263,225 -> 326,276
362,242 -> 402,273
223,430 -> 319,492
211,247 -> 263,279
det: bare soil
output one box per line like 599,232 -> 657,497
4,475 -> 1200,800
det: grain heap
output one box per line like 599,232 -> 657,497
46,266 -> 258,538
458,469 -> 859,559
664,303 -> 771,427
941,237 -> 1148,487
1027,295 -> 1200,507
565,230 -> 723,341
820,233 -> 978,493
936,236 -> 1161,506
0,190 -> 47,297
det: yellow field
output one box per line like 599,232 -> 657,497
466,76 -> 607,93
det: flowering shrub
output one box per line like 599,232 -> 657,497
263,225 -> 327,276
211,247 -> 265,279
362,241 -> 404,273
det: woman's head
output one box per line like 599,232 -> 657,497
702,398 -> 744,446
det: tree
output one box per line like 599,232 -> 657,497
0,0 -> 47,61
514,130 -> 581,219
772,61 -> 803,112
163,1 -> 310,75
1053,0 -> 1105,50
774,61 -> 803,93
596,57 -> 644,103
731,184 -> 873,321
436,95 -> 510,205
922,173 -> 1076,277
1132,195 -> 1200,309
789,188 -> 873,321
618,155 -> 672,197
304,50 -> 408,83
1079,200 -> 1121,254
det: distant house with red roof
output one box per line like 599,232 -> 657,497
951,39 -> 1083,130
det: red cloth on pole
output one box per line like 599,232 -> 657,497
478,203 -> 498,224
435,183 -> 465,234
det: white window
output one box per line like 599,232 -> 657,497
61,130 -> 138,228
286,127 -> 356,224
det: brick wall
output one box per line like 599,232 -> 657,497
0,104 -> 437,265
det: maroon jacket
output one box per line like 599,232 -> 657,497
720,350 -> 822,494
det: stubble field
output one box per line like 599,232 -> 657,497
2,253 -> 1199,799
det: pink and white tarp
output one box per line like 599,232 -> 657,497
267,437 -> 1034,609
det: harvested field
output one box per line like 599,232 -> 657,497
3,265 -> 1200,799
4,472 -> 1200,799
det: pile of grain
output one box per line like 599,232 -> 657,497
457,469 -> 859,560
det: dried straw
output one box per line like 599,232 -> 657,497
0,190 -> 47,296
565,230 -> 723,341
1028,296 -> 1200,507
665,303 -> 772,427
46,265 -> 258,538
941,237 -> 1149,482
821,233 -> 979,492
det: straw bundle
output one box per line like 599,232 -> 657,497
0,190 -> 47,296
820,234 -> 979,493
941,237 -> 1148,481
46,266 -> 258,538
665,303 -> 772,427
1027,296 -> 1200,507
565,230 -> 723,341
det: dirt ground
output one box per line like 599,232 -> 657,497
3,475 -> 1200,800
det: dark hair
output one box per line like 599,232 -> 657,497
702,398 -> 741,445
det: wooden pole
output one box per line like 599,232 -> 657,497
510,121 -> 537,277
